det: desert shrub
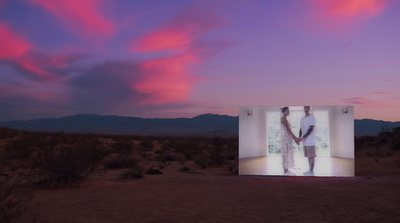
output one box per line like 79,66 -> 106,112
160,140 -> 171,151
206,137 -> 238,166
393,127 -> 400,135
369,146 -> 383,163
34,139 -> 106,188
224,147 -> 238,161
0,128 -> 22,139
158,162 -> 166,169
378,135 -> 389,144
136,139 -> 154,158
176,148 -> 199,160
178,165 -> 191,173
193,154 -> 210,168
104,156 -> 138,169
165,138 -> 177,150
227,161 -> 238,174
390,137 -> 400,151
4,134 -> 47,159
120,163 -> 146,179
137,147 -> 151,159
47,131 -> 72,147
146,165 -> 162,175
139,137 -> 154,150
208,146 -> 224,166
0,176 -> 35,223
354,137 -> 365,152
112,138 -> 135,156
155,152 -> 175,163
173,140 -> 202,160
174,154 -> 187,165
211,137 -> 225,148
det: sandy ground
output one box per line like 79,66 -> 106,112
21,151 -> 400,223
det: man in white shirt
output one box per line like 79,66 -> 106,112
299,106 -> 316,176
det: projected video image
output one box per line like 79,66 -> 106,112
239,106 -> 354,177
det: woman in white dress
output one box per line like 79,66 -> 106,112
281,107 -> 301,176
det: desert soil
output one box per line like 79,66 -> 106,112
21,151 -> 400,223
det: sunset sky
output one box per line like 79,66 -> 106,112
0,0 -> 399,122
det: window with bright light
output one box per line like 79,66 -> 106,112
267,108 -> 330,156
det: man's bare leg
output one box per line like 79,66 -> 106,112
308,157 -> 315,171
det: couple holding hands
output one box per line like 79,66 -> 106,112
280,106 -> 316,176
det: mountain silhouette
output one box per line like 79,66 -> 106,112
0,113 -> 238,136
0,114 -> 399,136
354,119 -> 400,136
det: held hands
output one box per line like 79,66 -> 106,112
294,137 -> 304,145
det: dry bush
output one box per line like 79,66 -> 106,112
4,134 -> 47,159
178,165 -> 191,173
174,153 -> 187,165
120,163 -> 146,179
104,156 -> 138,169
112,137 -> 135,156
390,137 -> 400,151
193,154 -> 210,168
154,149 -> 163,154
146,165 -> 162,175
227,160 -> 238,174
207,145 -> 224,166
136,138 -> 154,159
172,139 -> 202,160
0,175 -> 35,223
158,162 -> 167,169
138,137 -> 155,150
33,139 -> 107,188
155,152 -> 175,163
0,128 -> 23,140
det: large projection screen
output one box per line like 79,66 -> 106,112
239,106 -> 354,177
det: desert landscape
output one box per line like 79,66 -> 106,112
1,127 -> 400,223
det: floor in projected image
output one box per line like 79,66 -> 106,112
239,156 -> 354,177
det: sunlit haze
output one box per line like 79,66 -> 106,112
0,0 -> 399,122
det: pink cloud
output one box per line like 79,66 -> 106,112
14,57 -> 54,80
373,91 -> 390,95
0,21 -> 87,81
12,53 -> 86,81
128,2 -> 227,105
1,53 -> 85,102
324,0 -> 387,17
0,22 -> 53,80
28,0 -> 115,37
133,54 -> 200,105
0,23 -> 86,100
130,2 -> 225,52
341,97 -> 399,109
306,0 -> 389,34
0,80 -> 71,102
0,22 -> 31,59
0,54 -> 85,103
132,29 -> 191,53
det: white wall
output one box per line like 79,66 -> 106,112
239,107 -> 267,158
329,106 -> 354,159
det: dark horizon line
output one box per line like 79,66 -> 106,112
0,113 -> 399,123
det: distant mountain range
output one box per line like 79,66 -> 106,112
354,119 -> 400,136
0,114 -> 399,136
0,114 -> 238,136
